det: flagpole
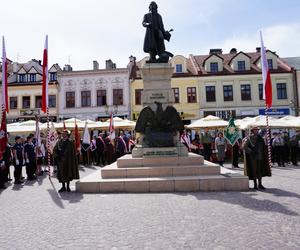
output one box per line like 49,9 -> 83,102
47,107 -> 51,178
265,104 -> 272,170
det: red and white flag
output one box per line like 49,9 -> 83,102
260,31 -> 272,108
74,120 -> 81,153
42,35 -> 48,113
0,110 -> 7,160
109,113 -> 115,140
2,36 -> 8,112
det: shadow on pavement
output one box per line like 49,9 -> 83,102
189,191 -> 299,217
47,177 -> 83,208
264,188 -> 300,199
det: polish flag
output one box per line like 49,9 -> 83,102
42,35 -> 48,113
2,36 -> 8,112
74,119 -> 81,153
109,113 -> 115,140
260,31 -> 272,108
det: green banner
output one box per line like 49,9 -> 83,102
224,117 -> 240,146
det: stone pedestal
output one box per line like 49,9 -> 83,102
141,63 -> 175,111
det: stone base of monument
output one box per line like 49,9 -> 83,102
75,153 -> 249,193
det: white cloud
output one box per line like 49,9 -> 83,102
208,23 -> 300,56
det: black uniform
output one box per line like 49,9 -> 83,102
12,143 -> 24,184
24,142 -> 36,180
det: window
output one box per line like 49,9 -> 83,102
175,64 -> 183,73
10,97 -> 18,109
277,83 -> 287,99
66,92 -> 75,108
267,59 -> 273,70
113,89 -> 123,105
241,84 -> 251,100
81,91 -> 91,107
258,84 -> 263,100
50,72 -> 57,81
223,85 -> 233,101
205,86 -> 216,102
49,95 -> 56,108
237,61 -> 246,71
187,87 -> 197,103
173,88 -> 180,103
210,62 -> 218,73
135,89 -> 142,105
29,74 -> 36,82
22,96 -> 31,109
97,90 -> 107,106
35,96 -> 42,108
18,74 -> 26,83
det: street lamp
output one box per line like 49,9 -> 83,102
104,104 -> 118,115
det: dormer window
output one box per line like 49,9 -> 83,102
210,62 -> 218,73
175,64 -> 183,73
18,74 -> 26,83
29,73 -> 36,82
50,72 -> 57,81
267,59 -> 273,70
237,61 -> 246,71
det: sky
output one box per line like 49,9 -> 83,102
1,0 -> 300,70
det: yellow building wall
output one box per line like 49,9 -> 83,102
7,84 -> 58,122
131,77 -> 200,121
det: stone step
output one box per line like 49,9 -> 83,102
101,163 -> 220,179
117,153 -> 204,168
75,170 -> 249,193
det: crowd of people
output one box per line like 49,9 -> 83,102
0,129 -> 136,191
181,128 -> 300,169
1,126 -> 300,191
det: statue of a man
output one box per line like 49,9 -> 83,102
142,1 -> 173,63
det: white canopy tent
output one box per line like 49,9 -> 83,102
186,115 -> 228,129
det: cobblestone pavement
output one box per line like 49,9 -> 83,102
1,163 -> 300,250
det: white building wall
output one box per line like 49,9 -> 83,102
58,69 -> 130,120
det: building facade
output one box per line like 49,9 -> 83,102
282,57 -> 300,116
58,60 -> 130,121
0,59 -> 60,123
129,48 -> 295,123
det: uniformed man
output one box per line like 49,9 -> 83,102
243,127 -> 271,190
290,129 -> 300,166
272,132 -> 285,167
24,135 -> 37,180
12,136 -> 24,184
201,128 -> 213,161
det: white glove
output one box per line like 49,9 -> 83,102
23,159 -> 26,165
26,159 -> 29,164
225,149 -> 227,152
16,159 -> 20,165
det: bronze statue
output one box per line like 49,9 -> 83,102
143,1 -> 173,63
135,102 -> 183,147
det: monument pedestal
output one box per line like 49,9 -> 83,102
75,63 -> 248,193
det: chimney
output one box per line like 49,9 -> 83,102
105,59 -> 116,70
63,64 -> 73,72
256,47 -> 261,53
209,49 -> 223,55
230,48 -> 237,54
93,60 -> 99,70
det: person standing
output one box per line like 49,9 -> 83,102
232,138 -> 241,168
290,129 -> 300,166
215,132 -> 227,166
105,137 -> 114,165
12,136 -> 24,184
116,131 -> 128,159
53,130 -> 79,192
243,127 -> 271,190
2,133 -> 12,182
36,139 -> 46,176
96,133 -> 106,166
272,133 -> 285,167
24,135 -> 37,180
0,157 -> 6,189
282,131 -> 290,165
90,135 -> 97,165
201,128 -> 213,161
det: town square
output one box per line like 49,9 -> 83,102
1,0 -> 300,249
